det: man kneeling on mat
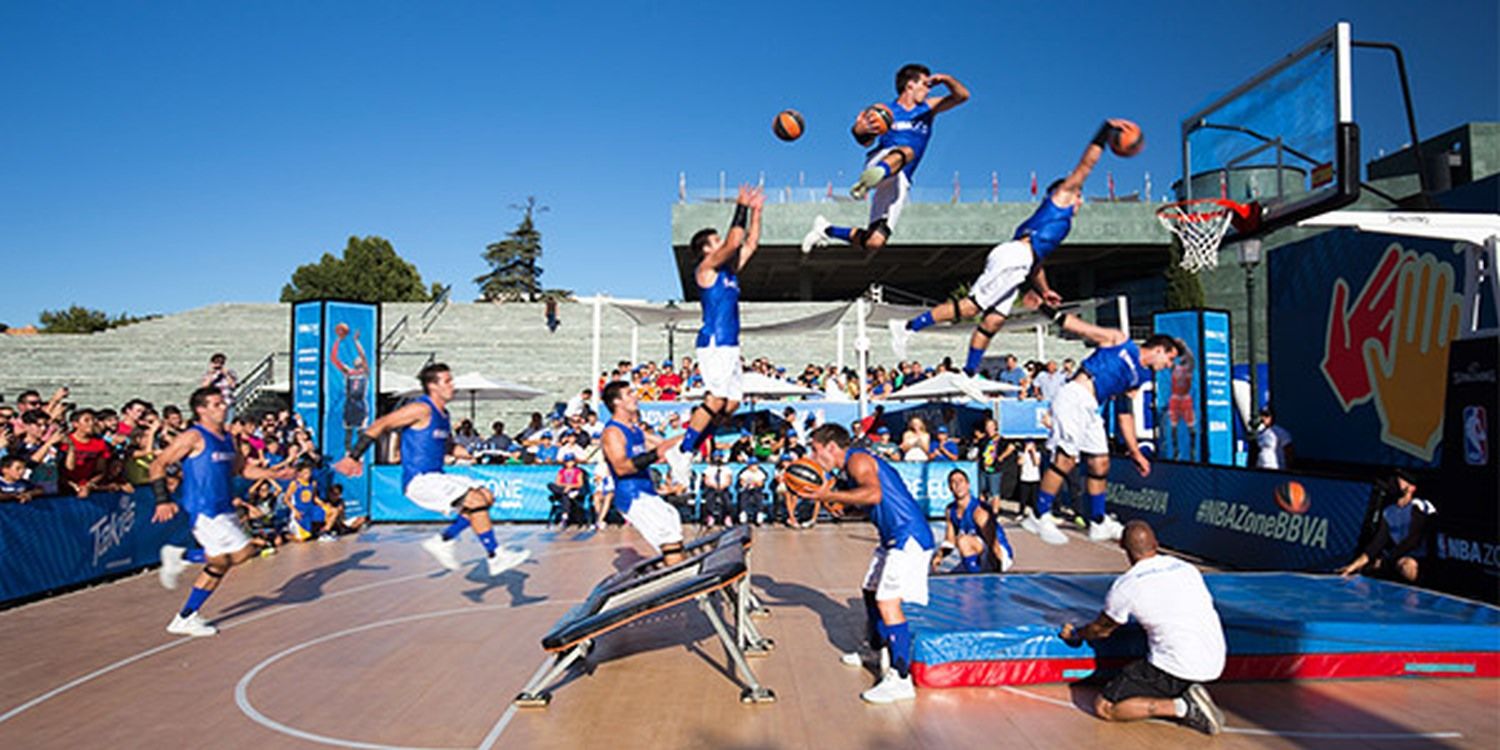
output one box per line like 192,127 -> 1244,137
1059,520 -> 1227,735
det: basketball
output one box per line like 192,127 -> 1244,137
864,102 -> 894,135
773,109 -> 804,141
334,322 -> 350,337
780,458 -> 828,497
1109,119 -> 1144,157
1274,481 -> 1310,514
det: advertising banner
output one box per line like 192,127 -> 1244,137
1152,310 -> 1234,465
0,490 -> 191,604
291,302 -> 323,437
1202,311 -> 1234,465
320,302 -> 378,518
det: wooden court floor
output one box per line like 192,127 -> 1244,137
1,520 -> 1495,749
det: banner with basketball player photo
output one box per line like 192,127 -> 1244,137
1105,460 -> 1372,571
1152,310 -> 1234,466
1268,228 -> 1469,469
320,302 -> 378,520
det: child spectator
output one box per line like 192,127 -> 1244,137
281,461 -> 329,541
0,456 -> 40,502
62,409 -> 110,497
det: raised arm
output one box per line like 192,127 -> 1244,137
1060,314 -> 1128,347
696,186 -> 752,283
736,187 -> 766,271
330,334 -> 351,376
925,72 -> 970,115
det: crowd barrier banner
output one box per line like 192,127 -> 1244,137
368,460 -> 980,522
1104,460 -> 1371,571
0,489 -> 191,604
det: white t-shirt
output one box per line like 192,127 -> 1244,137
1019,448 -> 1041,482
1256,425 -> 1292,469
1104,554 -> 1226,682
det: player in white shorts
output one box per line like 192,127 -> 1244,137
151,386 -> 296,637
334,362 -> 529,577
666,185 -> 764,486
888,119 -> 1135,378
600,380 -> 688,564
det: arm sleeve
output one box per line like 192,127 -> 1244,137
1389,508 -> 1432,559
1362,517 -> 1394,560
1103,577 -> 1133,625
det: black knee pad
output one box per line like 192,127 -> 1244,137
867,219 -> 891,240
1044,463 -> 1072,484
949,297 -> 963,321
976,318 -> 1003,337
204,564 -> 228,579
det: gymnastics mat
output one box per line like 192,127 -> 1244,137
909,572 -> 1500,687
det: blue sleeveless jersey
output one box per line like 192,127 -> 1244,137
1013,196 -> 1076,258
400,396 -> 451,490
605,419 -> 655,513
947,498 -> 983,538
180,424 -> 235,518
1080,341 -> 1149,402
873,99 -> 935,179
696,267 -> 741,348
849,447 -> 934,550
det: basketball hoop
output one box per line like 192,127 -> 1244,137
1156,199 -> 1253,274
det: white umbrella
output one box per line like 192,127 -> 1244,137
421,371 -> 549,420
682,371 -> 815,400
380,371 -> 421,395
887,372 -> 1021,401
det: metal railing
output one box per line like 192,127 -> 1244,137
420,284 -> 452,334
230,352 -> 280,418
380,317 -> 409,364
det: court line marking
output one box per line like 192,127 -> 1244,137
475,657 -> 557,750
0,531 -> 599,726
998,685 -> 1463,740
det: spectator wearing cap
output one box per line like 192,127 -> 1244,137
201,353 -> 239,407
871,425 -> 901,462
1254,408 -> 1293,470
534,433 -> 560,464
565,389 -> 592,419
656,362 -> 683,401
1337,469 -> 1435,583
548,456 -> 586,527
932,425 -> 960,461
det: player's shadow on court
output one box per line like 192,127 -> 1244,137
752,573 -> 867,656
214,550 -> 387,623
460,562 -> 546,606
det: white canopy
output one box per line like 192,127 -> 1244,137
887,372 -> 1021,401
682,371 -> 816,400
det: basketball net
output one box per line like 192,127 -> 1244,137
1157,199 -> 1249,274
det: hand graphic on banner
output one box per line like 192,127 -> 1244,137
1361,255 -> 1463,462
1320,245 -> 1411,410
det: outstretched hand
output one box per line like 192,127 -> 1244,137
748,185 -> 765,210
152,502 -> 179,524
332,456 -> 363,477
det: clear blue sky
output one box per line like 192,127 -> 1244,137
2,1 -> 1495,327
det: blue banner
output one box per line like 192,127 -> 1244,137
1104,461 -> 1371,571
291,302 -> 323,436
369,460 -> 980,522
0,490 -> 192,604
1202,311 -> 1234,465
321,302 -> 377,519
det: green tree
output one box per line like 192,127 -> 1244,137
1163,239 -> 1206,310
476,197 -> 554,302
280,236 -> 434,303
38,305 -> 158,334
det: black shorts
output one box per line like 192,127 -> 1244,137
1100,659 -> 1193,704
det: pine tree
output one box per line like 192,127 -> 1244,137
476,197 -> 548,302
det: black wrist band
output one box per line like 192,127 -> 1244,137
731,204 -> 749,230
1091,121 -> 1117,148
630,452 -> 657,472
152,478 -> 171,506
347,433 -> 375,460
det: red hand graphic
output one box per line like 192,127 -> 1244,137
1319,245 -> 1411,410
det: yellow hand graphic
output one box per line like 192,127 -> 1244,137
1361,254 -> 1463,462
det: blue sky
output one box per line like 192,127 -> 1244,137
1,1 -> 1495,326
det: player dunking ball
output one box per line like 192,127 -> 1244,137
601,380 -> 688,565
801,64 -> 969,254
805,424 -> 935,703
1024,315 -> 1181,544
888,120 -> 1133,375
150,387 -> 295,636
333,363 -> 529,576
667,185 -> 764,483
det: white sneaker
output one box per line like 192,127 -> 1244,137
1019,511 -> 1040,536
1037,513 -> 1069,546
954,373 -> 991,403
421,534 -> 462,571
840,651 -> 865,667
860,670 -> 916,704
166,612 -> 218,637
801,215 -> 831,254
158,544 -> 187,590
1088,517 -> 1124,542
888,319 -> 912,359
997,545 -> 1015,572
486,546 -> 531,577
665,446 -> 694,487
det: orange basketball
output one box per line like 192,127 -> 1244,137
1274,481 -> 1309,514
773,109 -> 804,142
780,458 -> 827,497
864,103 -> 894,135
1110,119 -> 1144,157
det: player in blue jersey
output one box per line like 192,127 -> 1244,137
933,469 -> 1013,574
1023,316 -> 1182,545
331,324 -> 370,455
600,380 -> 689,564
334,363 -> 530,577
666,185 -> 764,485
805,423 -> 935,704
801,64 -> 969,254
150,387 -> 296,636
888,120 -> 1134,377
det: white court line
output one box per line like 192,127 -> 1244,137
998,685 -> 1463,741
475,657 -> 558,750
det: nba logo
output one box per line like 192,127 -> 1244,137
1464,406 -> 1487,466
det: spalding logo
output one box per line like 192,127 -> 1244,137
1273,481 -> 1310,515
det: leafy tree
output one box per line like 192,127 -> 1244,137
39,305 -> 158,334
476,197 -> 560,302
280,236 -> 434,303
1163,239 -> 1206,310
